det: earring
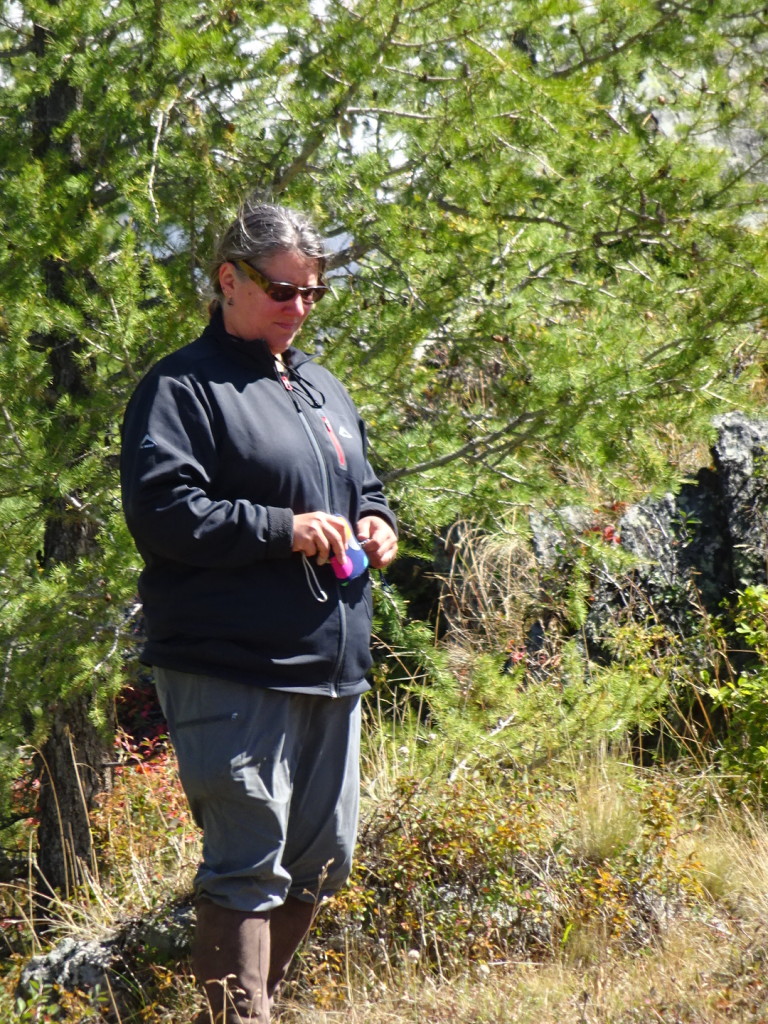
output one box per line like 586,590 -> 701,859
226,296 -> 234,306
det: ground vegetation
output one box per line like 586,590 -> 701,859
1,0 -> 768,1018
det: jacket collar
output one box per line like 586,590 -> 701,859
203,306 -> 313,374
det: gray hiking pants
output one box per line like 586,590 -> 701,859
154,668 -> 361,912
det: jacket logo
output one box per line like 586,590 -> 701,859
338,425 -> 354,439
140,434 -> 158,449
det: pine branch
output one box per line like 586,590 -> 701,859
381,411 -> 546,484
435,196 -> 574,233
549,4 -> 693,78
0,44 -> 34,58
1,405 -> 24,458
273,10 -> 402,191
346,106 -> 437,122
327,241 -> 371,270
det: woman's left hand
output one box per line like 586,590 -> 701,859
356,516 -> 398,570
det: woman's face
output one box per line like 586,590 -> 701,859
219,249 -> 320,355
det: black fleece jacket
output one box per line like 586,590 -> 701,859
120,311 -> 396,696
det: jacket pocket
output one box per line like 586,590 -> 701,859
175,711 -> 241,730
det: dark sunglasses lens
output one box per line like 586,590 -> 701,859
266,283 -> 300,302
307,287 -> 327,303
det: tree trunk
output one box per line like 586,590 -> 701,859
34,497 -> 113,902
29,13 -> 112,902
35,698 -> 113,901
32,430 -> 114,903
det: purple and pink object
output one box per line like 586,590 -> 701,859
330,520 -> 369,581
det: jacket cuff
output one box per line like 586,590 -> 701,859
266,507 -> 295,557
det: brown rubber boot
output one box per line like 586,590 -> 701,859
266,896 -> 317,1002
192,899 -> 271,1024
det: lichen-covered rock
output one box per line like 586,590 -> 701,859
672,466 -> 734,612
712,411 -> 768,588
600,464 -> 732,632
19,935 -> 118,997
529,413 -> 767,657
16,900 -> 194,1009
529,506 -> 596,570
123,901 -> 194,959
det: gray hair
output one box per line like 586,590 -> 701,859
208,197 -> 327,309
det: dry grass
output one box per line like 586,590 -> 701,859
278,917 -> 768,1023
275,754 -> 768,1024
5,721 -> 768,1022
567,762 -> 644,864
686,810 -> 768,918
438,522 -> 540,652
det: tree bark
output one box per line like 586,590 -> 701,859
35,698 -> 112,902
33,406 -> 113,903
28,10 -> 113,904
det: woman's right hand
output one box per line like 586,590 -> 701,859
292,512 -> 349,565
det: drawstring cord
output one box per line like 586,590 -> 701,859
280,351 -> 327,409
302,554 -> 329,603
278,354 -> 330,603
291,368 -> 326,409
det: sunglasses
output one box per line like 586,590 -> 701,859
236,260 -> 329,304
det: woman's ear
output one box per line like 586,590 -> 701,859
218,261 -> 237,298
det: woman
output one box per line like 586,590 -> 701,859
120,198 -> 397,1024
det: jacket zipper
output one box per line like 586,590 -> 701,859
321,415 -> 347,469
280,371 -> 347,696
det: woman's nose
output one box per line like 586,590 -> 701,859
287,293 -> 310,315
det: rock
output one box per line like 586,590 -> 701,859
19,935 -> 118,998
16,899 -> 194,1009
124,901 -> 194,959
529,413 -> 767,656
712,411 -> 768,587
529,506 -> 596,569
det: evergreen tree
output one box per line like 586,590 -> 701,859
0,0 -> 767,894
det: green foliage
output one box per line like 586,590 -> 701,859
10,979 -> 63,1023
372,577 -> 449,685
707,585 -> 768,782
405,523 -> 692,778
422,514 -> 768,788
2,0 -> 768,862
404,638 -> 676,779
301,765 -> 707,999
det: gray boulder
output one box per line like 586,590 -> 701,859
712,411 -> 768,588
20,935 -> 117,995
530,413 -> 766,654
17,900 -> 194,1010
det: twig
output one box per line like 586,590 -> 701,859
148,100 -> 176,224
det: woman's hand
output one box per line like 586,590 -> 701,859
356,515 -> 398,569
292,512 -> 349,565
